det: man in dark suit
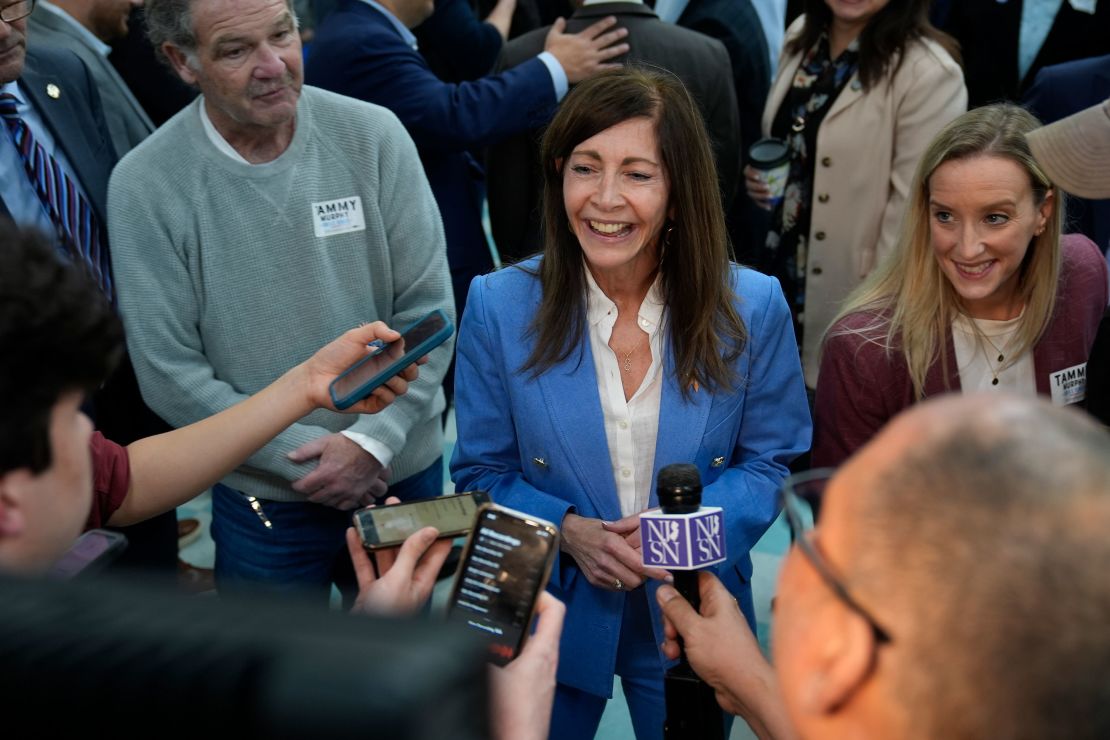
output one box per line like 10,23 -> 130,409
305,0 -> 628,333
0,8 -> 180,579
28,0 -> 153,155
488,0 -> 740,263
940,0 -> 1110,107
1025,53 -> 1110,256
672,0 -> 771,261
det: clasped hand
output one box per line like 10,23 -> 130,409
561,512 -> 670,591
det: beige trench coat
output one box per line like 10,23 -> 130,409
762,16 -> 967,387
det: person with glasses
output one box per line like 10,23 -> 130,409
812,104 -> 1108,469
657,393 -> 1110,740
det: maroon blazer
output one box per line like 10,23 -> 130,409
813,234 -> 1109,467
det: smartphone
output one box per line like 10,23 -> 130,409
48,529 -> 128,580
352,490 -> 491,550
329,308 -> 454,411
446,504 -> 559,666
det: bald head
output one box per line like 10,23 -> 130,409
842,395 -> 1110,739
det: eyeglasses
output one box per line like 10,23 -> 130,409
780,468 -> 892,644
0,0 -> 34,23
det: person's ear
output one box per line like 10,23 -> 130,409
0,472 -> 28,538
162,43 -> 199,86
797,606 -> 878,716
1035,188 -> 1055,234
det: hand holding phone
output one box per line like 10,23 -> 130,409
329,309 -> 454,411
352,490 -> 491,550
345,524 -> 453,617
446,504 -> 559,666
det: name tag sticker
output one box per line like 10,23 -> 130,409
1050,362 -> 1087,406
312,196 -> 365,238
1069,0 -> 1097,14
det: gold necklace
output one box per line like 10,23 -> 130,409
980,332 -> 1008,386
616,345 -> 635,373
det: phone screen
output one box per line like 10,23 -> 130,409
447,507 -> 557,665
360,492 -> 484,547
331,311 -> 449,400
49,529 -> 127,580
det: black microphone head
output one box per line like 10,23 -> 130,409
657,463 -> 702,512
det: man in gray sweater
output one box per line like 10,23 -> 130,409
107,0 -> 454,600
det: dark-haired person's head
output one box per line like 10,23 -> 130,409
774,394 -> 1110,739
529,66 -> 744,398
0,227 -> 122,574
790,0 -> 958,90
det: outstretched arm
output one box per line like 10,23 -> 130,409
110,323 -> 419,526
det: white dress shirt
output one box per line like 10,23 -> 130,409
585,268 -> 665,517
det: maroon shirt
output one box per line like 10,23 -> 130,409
85,432 -> 131,530
813,234 -> 1109,468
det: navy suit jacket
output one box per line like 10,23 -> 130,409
305,0 -> 557,310
941,0 -> 1110,107
11,47 -> 167,444
1024,53 -> 1110,255
2,46 -> 116,232
450,260 -> 811,695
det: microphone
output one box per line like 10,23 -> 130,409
642,463 -> 726,740
642,464 -> 727,607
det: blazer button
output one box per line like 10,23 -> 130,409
821,156 -> 832,167
817,193 -> 829,203
815,231 -> 826,241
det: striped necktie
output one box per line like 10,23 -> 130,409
0,92 -> 113,298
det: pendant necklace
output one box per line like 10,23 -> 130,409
617,345 -> 635,373
981,333 -> 1008,386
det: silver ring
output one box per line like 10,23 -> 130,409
614,578 -> 624,591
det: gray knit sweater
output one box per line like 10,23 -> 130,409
107,86 -> 453,502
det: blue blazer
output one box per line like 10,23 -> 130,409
450,260 -> 812,696
305,0 -> 557,310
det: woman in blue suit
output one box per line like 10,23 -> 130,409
451,68 -> 811,740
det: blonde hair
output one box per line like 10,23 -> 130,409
825,104 -> 1062,399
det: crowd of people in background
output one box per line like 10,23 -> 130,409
2,0 -> 1110,737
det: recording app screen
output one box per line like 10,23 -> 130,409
331,312 -> 446,398
370,494 -> 479,543
449,509 -> 554,664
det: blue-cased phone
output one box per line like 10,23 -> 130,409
329,309 -> 454,410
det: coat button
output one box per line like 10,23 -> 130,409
812,266 -> 823,275
817,193 -> 829,203
815,231 -> 826,241
821,156 -> 832,167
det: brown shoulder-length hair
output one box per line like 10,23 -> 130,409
521,67 -> 746,400
786,0 -> 960,91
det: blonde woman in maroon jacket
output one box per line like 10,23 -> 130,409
813,104 -> 1107,468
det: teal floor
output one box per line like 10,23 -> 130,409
178,409 -> 791,740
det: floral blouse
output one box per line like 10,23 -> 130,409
762,32 -> 860,350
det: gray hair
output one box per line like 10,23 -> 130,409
144,0 -> 198,67
143,0 -> 298,68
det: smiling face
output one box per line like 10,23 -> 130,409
824,0 -> 890,31
165,0 -> 302,139
929,155 -> 1053,321
562,117 -> 670,285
